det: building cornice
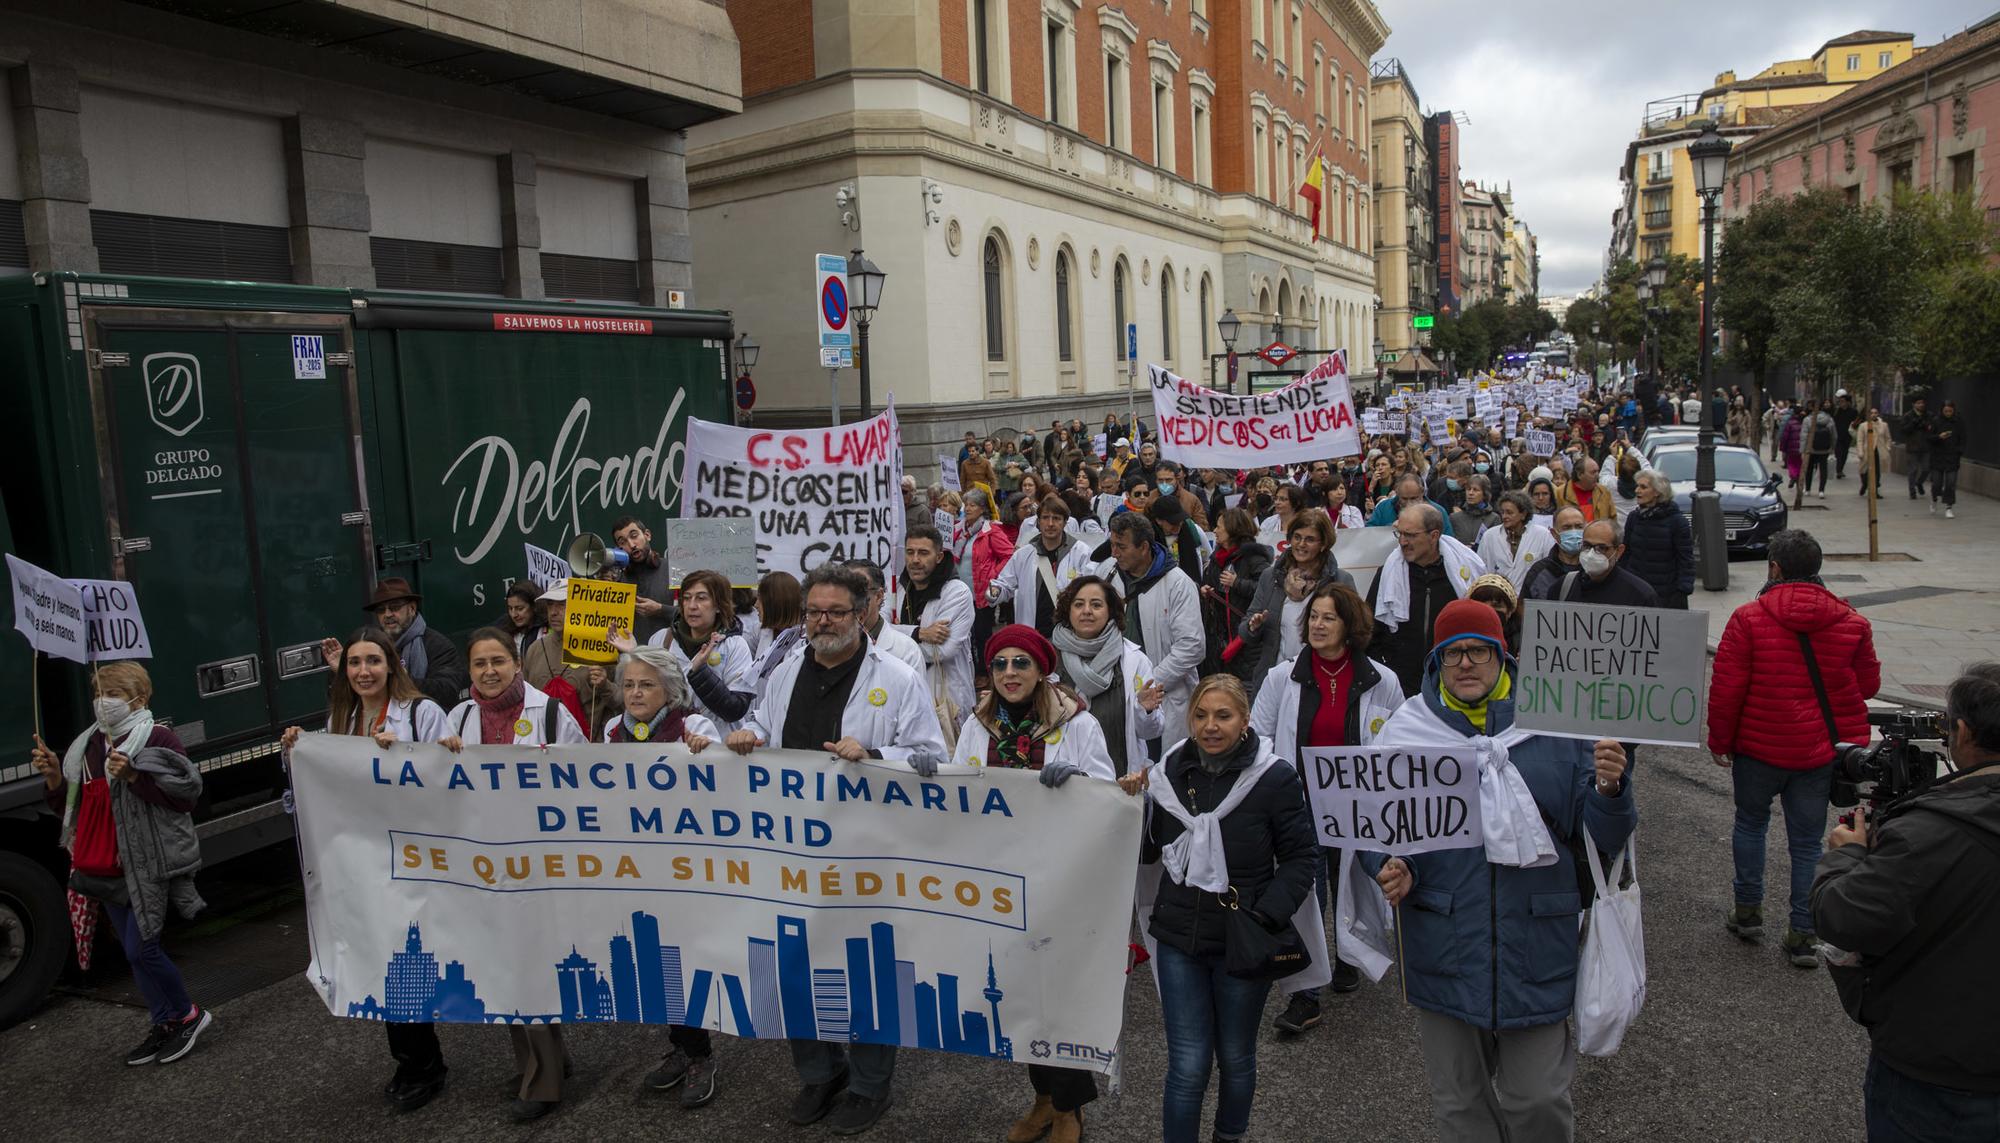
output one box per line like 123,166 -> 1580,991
1097,5 -> 1140,46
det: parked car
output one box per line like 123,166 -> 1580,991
1647,444 -> 1788,555
1639,427 -> 1700,463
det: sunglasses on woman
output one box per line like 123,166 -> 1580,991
988,655 -> 1038,674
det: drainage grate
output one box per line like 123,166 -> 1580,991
1842,586 -> 1961,609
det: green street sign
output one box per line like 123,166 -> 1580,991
1379,351 -> 1402,362
1412,314 -> 1435,329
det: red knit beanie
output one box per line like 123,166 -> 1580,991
1430,598 -> 1507,654
985,624 -> 1056,675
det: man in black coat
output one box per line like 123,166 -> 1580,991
1899,397 -> 1931,500
363,578 -> 468,709
1545,519 -> 1660,607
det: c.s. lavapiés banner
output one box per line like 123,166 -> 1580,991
292,737 -> 1140,1073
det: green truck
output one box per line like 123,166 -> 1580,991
0,273 -> 732,1024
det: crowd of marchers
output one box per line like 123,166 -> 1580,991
27,366 -> 2000,1143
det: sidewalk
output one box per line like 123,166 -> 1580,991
1692,468 -> 1996,711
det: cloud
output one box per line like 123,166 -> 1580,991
1375,0 -> 1997,292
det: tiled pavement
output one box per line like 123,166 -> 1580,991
1691,465 -> 1995,711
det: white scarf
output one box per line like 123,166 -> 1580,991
1380,690 -> 1555,869
1373,534 -> 1481,632
1143,749 -> 1280,893
60,707 -> 157,843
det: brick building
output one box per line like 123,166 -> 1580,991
1369,58 -> 1436,363
687,0 -> 1390,464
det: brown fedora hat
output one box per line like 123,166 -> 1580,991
362,577 -> 421,611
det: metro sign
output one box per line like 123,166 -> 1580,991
1257,341 -> 1297,367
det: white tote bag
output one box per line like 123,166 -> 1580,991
1574,826 -> 1646,1057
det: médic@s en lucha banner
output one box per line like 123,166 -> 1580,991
291,737 -> 1140,1074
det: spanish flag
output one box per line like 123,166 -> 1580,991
1299,141 -> 1326,239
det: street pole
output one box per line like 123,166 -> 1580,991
1867,431 -> 1880,560
828,367 -> 840,427
857,317 -> 872,420
1694,194 -> 1728,590
1125,360 -> 1136,440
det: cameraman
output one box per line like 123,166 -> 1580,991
1811,663 -> 2000,1139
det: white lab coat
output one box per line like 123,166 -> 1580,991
741,643 -> 947,762
1476,522 -> 1555,592
1054,639 -> 1168,774
646,628 -> 758,734
321,696 -> 450,743
1096,562 -> 1206,740
952,708 -> 1117,781
446,682 -> 589,744
869,622 -> 927,676
1248,655 -> 1405,764
891,578 -> 976,717
991,539 -> 1098,633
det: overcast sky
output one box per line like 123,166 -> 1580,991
1376,1 -> 1998,295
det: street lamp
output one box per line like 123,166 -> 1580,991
736,331 -> 760,371
847,248 -> 886,418
1687,122 -> 1734,590
731,331 -> 760,425
1217,307 -> 1241,392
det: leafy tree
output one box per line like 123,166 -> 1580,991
1716,187 -> 1848,389
1902,187 -> 2000,378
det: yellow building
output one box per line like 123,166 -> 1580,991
1610,30 -> 1917,269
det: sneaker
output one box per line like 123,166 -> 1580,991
643,1047 -> 690,1091
827,1091 -> 893,1136
790,1070 -> 849,1126
679,1056 -> 718,1110
1272,991 -> 1322,1033
1947,508 -> 1956,519
1784,929 -> 1821,968
1328,960 -> 1362,994
1930,502 -> 1937,514
155,1006 -> 213,1064
1724,904 -> 1764,942
126,1023 -> 174,1066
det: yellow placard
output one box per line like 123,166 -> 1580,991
562,578 -> 637,666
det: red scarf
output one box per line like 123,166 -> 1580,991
473,676 -> 527,745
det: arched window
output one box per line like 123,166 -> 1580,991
1114,259 -> 1129,361
1158,263 -> 1174,360
983,237 -> 1004,361
1199,275 -> 1212,359
1055,250 -> 1074,363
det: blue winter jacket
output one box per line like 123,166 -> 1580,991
1361,661 -> 1637,1030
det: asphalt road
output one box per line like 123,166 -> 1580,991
4,736 -> 1871,1143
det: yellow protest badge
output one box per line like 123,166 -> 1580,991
562,578 -> 637,666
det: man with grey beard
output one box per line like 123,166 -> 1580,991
721,563 -> 944,1136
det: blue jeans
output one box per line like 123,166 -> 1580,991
1866,1055 -> 2000,1141
1731,755 -> 1833,933
105,900 -> 191,1027
1156,941 -> 1271,1143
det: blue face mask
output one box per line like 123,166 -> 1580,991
1157,482 -> 1175,495
1558,529 -> 1584,554
1445,479 -> 1461,491
1475,462 -> 1491,474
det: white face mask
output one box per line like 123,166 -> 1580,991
94,697 -> 132,728
1579,550 -> 1611,577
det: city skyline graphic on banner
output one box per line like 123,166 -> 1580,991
346,914 -> 1014,1060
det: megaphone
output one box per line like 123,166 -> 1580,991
565,532 -> 630,577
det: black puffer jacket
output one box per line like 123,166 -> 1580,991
1142,732 -> 1319,960
1621,502 -> 1695,598
1202,541 -> 1273,681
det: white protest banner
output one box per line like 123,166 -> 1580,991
6,554 -> 86,662
937,454 -> 962,493
1474,391 -> 1498,420
292,737 -> 1140,1073
1149,353 -> 1360,467
67,579 -> 152,661
524,543 -> 567,593
1516,600 -> 1708,746
1525,429 -> 1557,456
665,517 -> 761,588
1331,526 -> 1399,597
1427,416 -> 1452,444
1380,413 -> 1406,437
680,403 -> 906,579
1361,411 -> 1382,435
1301,747 -> 1483,856
1503,409 -> 1520,438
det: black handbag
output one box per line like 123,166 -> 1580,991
1220,886 -> 1312,982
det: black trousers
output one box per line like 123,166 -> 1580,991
1835,437 -> 1853,476
1029,1063 -> 1099,1112
1804,454 -> 1830,492
670,1023 -> 713,1059
386,1021 -> 444,1080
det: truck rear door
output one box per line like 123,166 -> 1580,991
87,310 -> 370,749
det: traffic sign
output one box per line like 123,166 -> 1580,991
1125,322 -> 1137,361
1257,341 -> 1297,367
1412,314 -> 1435,329
819,346 -> 852,368
735,374 -> 757,410
815,253 -> 851,349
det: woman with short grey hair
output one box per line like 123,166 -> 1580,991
1622,468 -> 1695,609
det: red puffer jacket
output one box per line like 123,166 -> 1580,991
1708,580 -> 1880,768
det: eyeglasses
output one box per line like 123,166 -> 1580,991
1392,527 -> 1433,540
804,607 -> 856,622
1440,643 -> 1497,667
988,655 -> 1038,674
1581,541 -> 1617,555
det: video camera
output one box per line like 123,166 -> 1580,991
1831,707 -> 1949,820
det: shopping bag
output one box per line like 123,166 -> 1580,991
1575,825 -> 1645,1056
